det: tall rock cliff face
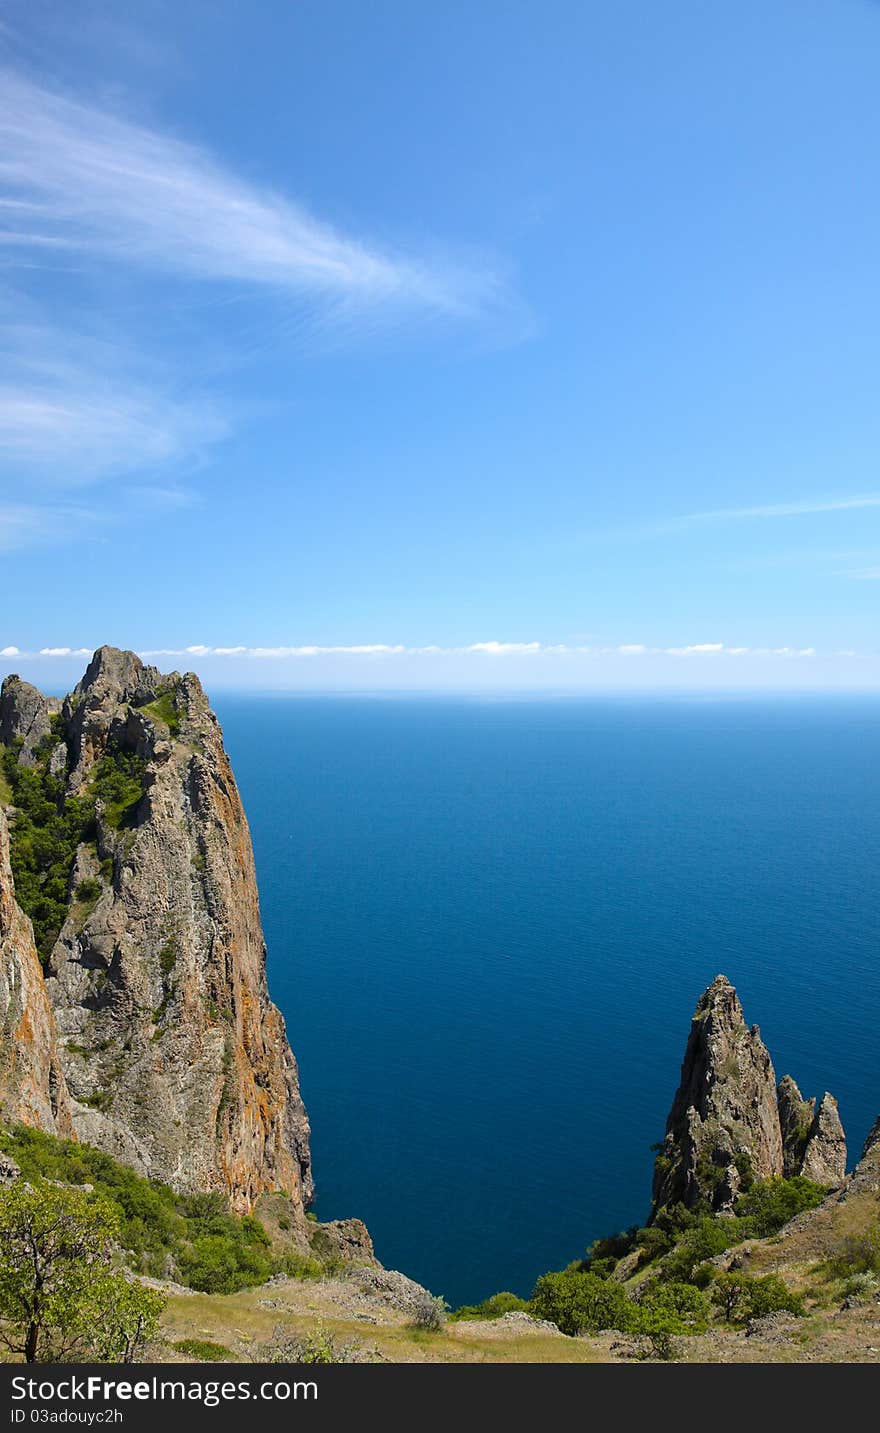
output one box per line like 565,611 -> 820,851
652,975 -> 847,1214
0,808 -> 73,1137
0,648 -> 311,1214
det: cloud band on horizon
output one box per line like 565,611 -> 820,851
0,641 -> 851,662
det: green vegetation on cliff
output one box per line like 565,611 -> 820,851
1,737 -> 94,962
0,1125 -> 320,1294
137,689 -> 181,738
0,729 -> 148,963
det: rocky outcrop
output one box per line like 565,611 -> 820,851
0,675 -> 61,764
308,1217 -> 377,1268
651,976 -> 783,1212
0,1150 -> 20,1184
0,647 -> 311,1214
800,1093 -> 847,1186
777,1075 -> 815,1178
0,808 -> 73,1136
652,975 -> 846,1214
845,1116 -> 880,1198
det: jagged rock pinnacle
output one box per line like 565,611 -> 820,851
652,975 -> 847,1215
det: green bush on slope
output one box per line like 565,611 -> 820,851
0,1125 -> 313,1295
451,1176 -> 825,1341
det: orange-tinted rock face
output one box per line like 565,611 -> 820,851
0,808 -> 73,1137
1,648 -> 311,1214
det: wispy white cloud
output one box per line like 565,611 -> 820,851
465,640 -> 541,655
0,356 -> 225,481
0,68 -> 515,547
843,566 -> 880,580
0,70 -> 504,322
2,640 -> 842,662
0,497 -> 101,551
677,495 -> 880,526
665,642 -> 725,656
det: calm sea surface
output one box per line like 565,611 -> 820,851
215,696 -> 880,1307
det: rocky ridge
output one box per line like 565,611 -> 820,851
652,975 -> 848,1213
0,647 -> 311,1215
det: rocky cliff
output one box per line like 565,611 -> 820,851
652,975 -> 847,1214
0,647 -> 311,1214
845,1115 -> 880,1198
0,808 -> 73,1137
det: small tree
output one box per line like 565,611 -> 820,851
0,1179 -> 164,1362
711,1271 -> 803,1325
637,1311 -> 679,1361
88,1276 -> 166,1364
712,1271 -> 751,1323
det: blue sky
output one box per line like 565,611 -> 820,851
1,0 -> 879,692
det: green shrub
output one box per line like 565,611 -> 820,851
466,1174 -> 824,1347
840,1271 -> 880,1299
746,1274 -> 805,1320
0,1125 -> 301,1296
159,940 -> 177,978
452,1291 -> 530,1321
712,1271 -> 804,1324
530,1270 -> 638,1336
826,1230 -> 880,1280
584,1228 -> 639,1270
1,729 -> 148,959
80,1089 -> 113,1111
279,1251 -> 323,1280
172,1339 -> 235,1362
92,747 -> 147,829
1,741 -> 97,962
637,1280 -> 710,1331
641,1322 -> 678,1360
661,1216 -> 740,1282
734,1151 -> 755,1192
734,1176 -> 827,1236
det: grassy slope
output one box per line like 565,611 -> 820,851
149,1185 -> 880,1363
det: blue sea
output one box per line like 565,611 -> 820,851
215,695 -> 880,1308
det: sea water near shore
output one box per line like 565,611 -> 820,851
216,694 -> 880,1307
